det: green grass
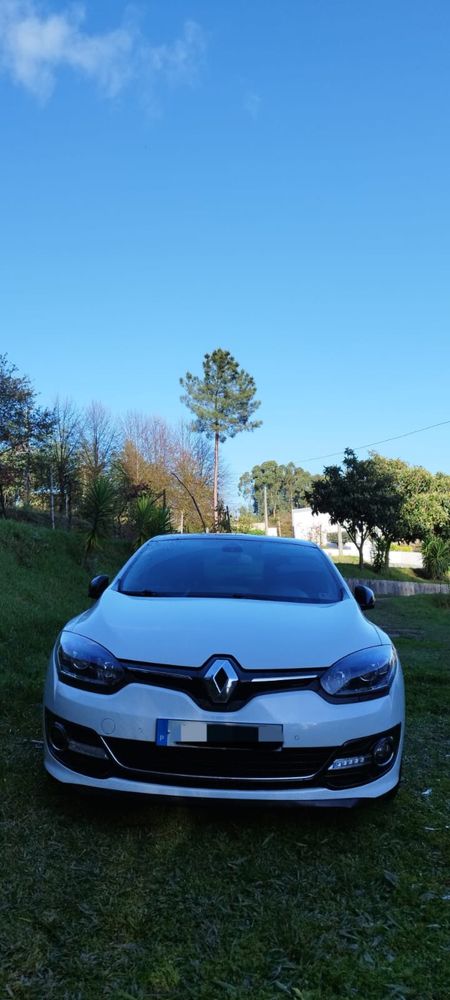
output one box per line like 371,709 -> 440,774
1,521 -> 449,1000
332,556 -> 450,584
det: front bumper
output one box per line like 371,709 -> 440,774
44,658 -> 405,803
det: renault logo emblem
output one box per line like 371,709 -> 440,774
204,658 -> 239,704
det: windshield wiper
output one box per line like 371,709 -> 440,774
119,589 -> 339,603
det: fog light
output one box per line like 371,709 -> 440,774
372,736 -> 394,767
67,738 -> 109,760
49,720 -> 68,753
328,754 -> 371,771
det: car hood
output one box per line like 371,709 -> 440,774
66,589 -> 383,670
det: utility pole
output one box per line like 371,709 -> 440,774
264,485 -> 269,535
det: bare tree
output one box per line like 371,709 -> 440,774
121,412 -> 174,493
171,422 -> 214,530
80,401 -> 118,482
50,397 -> 82,521
121,412 -> 150,483
118,414 -> 228,532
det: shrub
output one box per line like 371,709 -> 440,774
371,535 -> 389,574
422,536 -> 450,580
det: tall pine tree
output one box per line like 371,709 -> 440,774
180,349 -> 262,529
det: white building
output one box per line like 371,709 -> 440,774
291,507 -> 334,545
291,507 -> 423,567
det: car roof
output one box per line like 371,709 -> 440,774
147,533 -> 318,548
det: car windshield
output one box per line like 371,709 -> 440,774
118,538 -> 343,604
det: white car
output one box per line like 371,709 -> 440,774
44,534 -> 404,806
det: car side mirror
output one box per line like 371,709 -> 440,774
88,574 -> 109,599
354,584 -> 375,610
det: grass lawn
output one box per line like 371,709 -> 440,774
332,556 -> 450,585
1,522 -> 449,1000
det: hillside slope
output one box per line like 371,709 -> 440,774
0,519 -> 129,714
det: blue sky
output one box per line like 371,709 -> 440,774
1,0 -> 449,504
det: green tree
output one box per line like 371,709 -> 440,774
283,462 -> 314,509
230,506 -> 265,534
239,460 -> 279,515
239,460 -> 312,516
180,349 -> 261,529
368,454 -> 447,570
307,449 -> 395,569
432,472 -> 450,538
0,354 -> 53,516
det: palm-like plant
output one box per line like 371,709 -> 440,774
422,536 -> 450,581
132,494 -> 172,549
82,476 -> 117,554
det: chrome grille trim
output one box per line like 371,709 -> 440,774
103,745 -> 317,783
250,673 -> 319,683
101,740 -> 321,783
115,658 -> 325,710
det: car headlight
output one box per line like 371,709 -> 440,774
56,631 -> 124,691
320,645 -> 397,698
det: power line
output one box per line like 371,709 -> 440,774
298,418 -> 450,465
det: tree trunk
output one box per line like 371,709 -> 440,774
67,486 -> 72,530
358,539 -> 364,569
58,475 -> 65,515
213,432 -> 219,531
0,483 -> 7,518
24,458 -> 31,506
384,539 -> 391,571
49,467 -> 55,530
263,485 -> 269,534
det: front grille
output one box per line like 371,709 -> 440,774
104,739 -> 334,789
118,660 -> 322,711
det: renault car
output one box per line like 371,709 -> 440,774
44,535 -> 404,805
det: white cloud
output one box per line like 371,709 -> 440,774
147,20 -> 206,87
244,90 -> 261,120
0,1 -> 206,102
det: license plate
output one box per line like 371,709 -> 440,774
155,719 -> 283,747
